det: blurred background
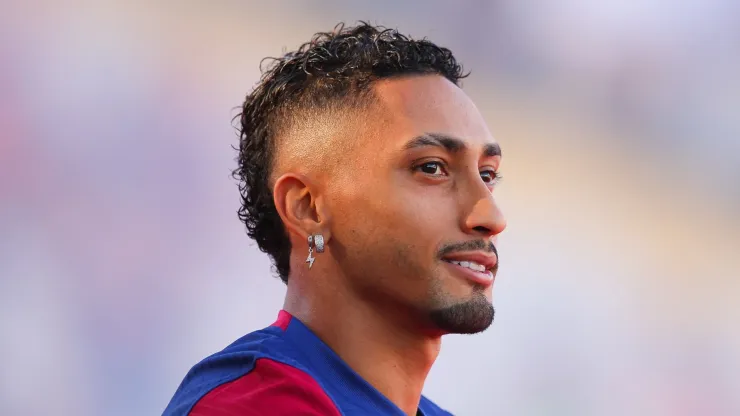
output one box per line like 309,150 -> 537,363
1,1 -> 739,415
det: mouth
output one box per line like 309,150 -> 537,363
441,252 -> 498,287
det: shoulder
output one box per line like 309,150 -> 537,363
163,327 -> 340,416
189,358 -> 341,416
419,395 -> 454,416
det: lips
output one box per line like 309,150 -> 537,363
441,251 -> 498,286
441,251 -> 498,272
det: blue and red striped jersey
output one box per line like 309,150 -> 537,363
163,310 -> 453,415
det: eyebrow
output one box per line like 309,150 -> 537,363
403,133 -> 501,157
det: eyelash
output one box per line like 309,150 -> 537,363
414,161 -> 502,185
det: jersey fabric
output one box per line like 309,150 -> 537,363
163,310 -> 453,416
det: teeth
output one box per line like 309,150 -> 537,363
447,260 -> 486,272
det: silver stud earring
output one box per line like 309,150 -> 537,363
306,234 -> 324,269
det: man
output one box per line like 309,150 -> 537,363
164,22 -> 506,416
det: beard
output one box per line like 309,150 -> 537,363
428,289 -> 495,334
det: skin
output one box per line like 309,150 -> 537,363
272,74 -> 506,416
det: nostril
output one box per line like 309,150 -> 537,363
473,226 -> 491,234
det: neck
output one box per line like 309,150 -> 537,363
284,282 -> 440,416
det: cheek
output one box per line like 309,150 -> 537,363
328,170 -> 458,272
364,188 -> 450,248
396,187 -> 460,239
329,190 -> 435,284
344,178 -> 459,254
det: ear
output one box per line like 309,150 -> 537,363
272,173 -> 332,243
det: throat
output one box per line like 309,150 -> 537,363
286,297 -> 441,415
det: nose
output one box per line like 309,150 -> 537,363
462,187 -> 507,239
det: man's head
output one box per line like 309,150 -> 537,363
235,23 -> 506,335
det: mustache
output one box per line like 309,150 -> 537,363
438,239 -> 498,259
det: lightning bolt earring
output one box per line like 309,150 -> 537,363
305,235 -> 315,269
306,234 -> 324,269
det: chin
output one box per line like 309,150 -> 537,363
428,293 -> 495,334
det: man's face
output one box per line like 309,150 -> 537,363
326,75 -> 506,334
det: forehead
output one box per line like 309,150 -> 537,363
370,75 -> 495,150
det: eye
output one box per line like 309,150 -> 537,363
415,161 -> 447,176
480,169 -> 502,185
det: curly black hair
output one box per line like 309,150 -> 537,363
234,22 -> 469,283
